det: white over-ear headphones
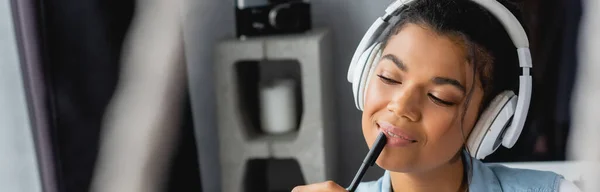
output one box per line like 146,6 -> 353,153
347,0 -> 532,159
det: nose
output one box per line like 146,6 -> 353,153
386,86 -> 422,122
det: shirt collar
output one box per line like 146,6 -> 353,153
379,150 -> 501,192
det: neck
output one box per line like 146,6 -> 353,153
390,154 -> 466,192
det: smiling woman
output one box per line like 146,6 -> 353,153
363,23 -> 483,177
290,0 -> 582,192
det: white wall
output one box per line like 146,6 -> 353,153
182,1 -> 234,192
183,1 -> 391,191
0,0 -> 43,191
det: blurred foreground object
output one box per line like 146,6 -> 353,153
90,0 -> 185,191
568,0 -> 600,191
0,0 -> 44,191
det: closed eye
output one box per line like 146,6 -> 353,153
377,74 -> 400,85
428,93 -> 455,106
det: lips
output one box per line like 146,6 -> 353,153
384,131 -> 417,142
377,121 -> 418,146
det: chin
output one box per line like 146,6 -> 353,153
374,148 -> 420,173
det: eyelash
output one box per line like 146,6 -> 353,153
428,93 -> 455,106
377,74 -> 400,85
377,74 -> 455,107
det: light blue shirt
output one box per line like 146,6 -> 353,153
356,152 -> 576,192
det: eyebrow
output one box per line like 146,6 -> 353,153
382,54 -> 407,72
432,77 -> 466,93
382,54 -> 466,93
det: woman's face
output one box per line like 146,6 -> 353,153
362,23 -> 484,172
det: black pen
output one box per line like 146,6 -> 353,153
346,132 -> 387,192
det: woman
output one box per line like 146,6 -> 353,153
293,0 -> 580,191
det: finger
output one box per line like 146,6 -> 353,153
291,185 -> 303,192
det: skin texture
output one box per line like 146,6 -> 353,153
293,23 -> 485,192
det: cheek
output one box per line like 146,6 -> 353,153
361,78 -> 390,146
412,108 -> 467,170
420,99 -> 481,158
422,108 -> 464,147
364,81 -> 389,111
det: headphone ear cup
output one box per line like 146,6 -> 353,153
467,91 -> 517,159
356,43 -> 382,110
352,44 -> 376,110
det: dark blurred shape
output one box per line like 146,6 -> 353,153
235,61 -> 264,138
235,0 -> 311,38
38,0 -> 134,191
164,94 -> 202,192
244,158 -> 306,192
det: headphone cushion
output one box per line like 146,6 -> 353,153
352,44 -> 376,110
358,43 -> 382,110
467,91 -> 517,159
352,43 -> 382,110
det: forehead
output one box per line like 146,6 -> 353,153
381,23 -> 473,86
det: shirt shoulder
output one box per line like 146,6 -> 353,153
483,163 -> 564,191
355,179 -> 382,192
355,171 -> 391,192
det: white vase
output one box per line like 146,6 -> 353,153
259,79 -> 297,135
